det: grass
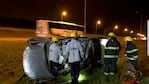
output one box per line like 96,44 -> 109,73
0,41 -> 26,84
0,27 -> 35,37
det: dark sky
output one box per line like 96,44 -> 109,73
0,0 -> 148,34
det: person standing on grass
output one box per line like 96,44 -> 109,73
48,36 -> 62,79
104,32 -> 121,80
65,32 -> 84,84
124,36 -> 138,72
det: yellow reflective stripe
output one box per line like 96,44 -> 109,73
125,54 -> 127,56
104,55 -> 118,58
126,49 -> 138,53
110,72 -> 114,75
104,72 -> 109,75
127,57 -> 137,60
125,54 -> 138,58
134,56 -> 138,59
105,46 -> 119,50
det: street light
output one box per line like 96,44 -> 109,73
113,25 -> 119,34
84,0 -> 87,34
114,25 -> 118,30
96,20 -> 101,34
136,9 -> 143,33
61,11 -> 67,21
130,30 -> 134,34
124,28 -> 128,32
123,28 -> 128,36
130,30 -> 134,37
61,11 -> 67,35
113,25 -> 118,32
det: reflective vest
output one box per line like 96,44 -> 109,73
125,41 -> 138,61
104,37 -> 121,58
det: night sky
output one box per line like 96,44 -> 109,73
0,0 -> 148,34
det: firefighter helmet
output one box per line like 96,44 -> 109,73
70,32 -> 77,38
108,32 -> 116,37
52,36 -> 59,42
125,36 -> 133,41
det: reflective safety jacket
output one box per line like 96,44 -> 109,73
125,41 -> 138,61
104,37 -> 121,59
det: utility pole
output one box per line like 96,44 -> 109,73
140,10 -> 143,34
84,0 -> 86,34
136,9 -> 143,34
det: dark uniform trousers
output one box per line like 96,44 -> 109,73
104,58 -> 117,74
49,61 -> 59,78
70,61 -> 80,84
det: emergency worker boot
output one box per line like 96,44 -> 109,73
71,79 -> 76,84
105,75 -> 110,81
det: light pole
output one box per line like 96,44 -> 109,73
61,11 -> 67,35
140,10 -> 143,34
113,25 -> 118,33
114,25 -> 118,30
136,9 -> 143,34
130,30 -> 134,34
84,0 -> 87,34
130,30 -> 134,37
96,20 -> 101,34
61,11 -> 67,21
124,28 -> 128,32
123,28 -> 128,36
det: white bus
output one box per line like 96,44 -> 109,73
36,20 -> 84,37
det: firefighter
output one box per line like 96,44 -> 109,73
124,36 -> 138,72
104,32 -> 121,80
65,32 -> 84,84
48,36 -> 62,79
